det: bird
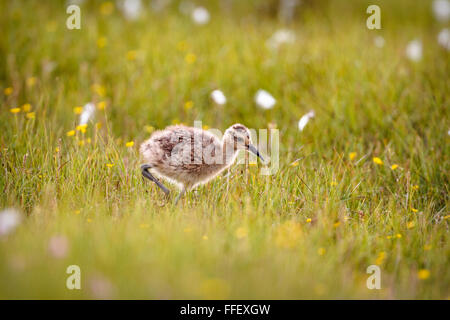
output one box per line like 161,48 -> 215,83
140,123 -> 264,203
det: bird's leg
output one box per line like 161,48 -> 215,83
141,164 -> 170,195
174,187 -> 186,205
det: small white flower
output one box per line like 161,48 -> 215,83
438,28 -> 450,50
266,29 -> 296,49
118,0 -> 142,21
191,7 -> 210,25
374,36 -> 385,48
298,110 -> 315,131
0,208 -> 22,237
79,102 -> 96,126
210,89 -> 227,105
406,40 -> 422,62
255,90 -> 276,110
432,0 -> 450,22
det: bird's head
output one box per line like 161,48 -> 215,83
223,124 -> 264,162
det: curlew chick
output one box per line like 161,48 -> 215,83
140,124 -> 264,203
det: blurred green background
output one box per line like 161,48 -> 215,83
0,0 -> 448,299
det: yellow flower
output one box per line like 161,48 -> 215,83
184,100 -> 193,110
100,1 -> 114,15
145,125 -> 154,134
386,235 -> 392,239
423,244 -> 432,251
290,161 -> 299,167
74,210 -> 81,215
78,139 -> 85,146
125,141 -> 134,148
87,218 -> 93,223
171,118 -> 180,125
126,50 -> 138,61
185,53 -> 196,64
391,164 -> 399,170
177,41 -> 188,51
412,185 -> 419,191
106,163 -> 114,168
373,157 -> 383,165
73,106 -> 83,114
274,221 -> 302,248
202,235 -> 208,240
411,207 -> 418,213
55,147 -> 60,153
21,103 -> 31,112
26,77 -> 37,87
97,101 -> 107,110
97,37 -> 108,48
91,84 -> 106,97
96,122 -> 102,130
444,215 -> 450,220
202,125 -> 209,130
330,181 -> 337,186
139,223 -> 150,229
306,218 -> 312,223
76,124 -> 88,133
4,87 -> 13,96
407,221 -> 416,229
417,269 -> 430,280
349,152 -> 357,161
66,130 -> 75,137
235,227 -> 248,239
199,278 -> 230,300
10,108 -> 21,114
26,112 -> 35,119
375,251 -> 386,265
317,247 -> 326,256
396,233 -> 402,239
86,138 -> 92,144
333,221 -> 340,228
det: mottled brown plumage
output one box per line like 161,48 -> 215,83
140,124 -> 263,203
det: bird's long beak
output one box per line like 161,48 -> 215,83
247,144 -> 264,162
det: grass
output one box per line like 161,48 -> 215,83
0,0 -> 449,299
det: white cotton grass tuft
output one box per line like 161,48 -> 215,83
406,40 -> 423,62
266,29 -> 296,49
210,89 -> 227,105
0,208 -> 22,237
432,0 -> 450,22
211,89 -> 227,105
255,89 -> 276,110
118,0 -> 142,21
438,28 -> 450,50
79,102 -> 96,126
191,7 -> 210,25
298,110 -> 315,131
374,36 -> 385,48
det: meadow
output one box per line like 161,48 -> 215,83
0,0 -> 449,299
